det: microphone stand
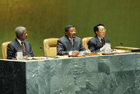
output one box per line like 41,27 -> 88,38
40,47 -> 47,57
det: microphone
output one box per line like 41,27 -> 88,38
40,47 -> 47,57
40,47 -> 43,49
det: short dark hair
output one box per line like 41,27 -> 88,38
65,25 -> 75,32
93,23 -> 104,35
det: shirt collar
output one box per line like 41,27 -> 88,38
68,37 -> 74,45
97,36 -> 103,43
68,37 -> 73,41
17,38 -> 24,45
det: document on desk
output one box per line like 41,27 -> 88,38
27,57 -> 47,60
113,50 -> 128,53
78,51 -> 87,56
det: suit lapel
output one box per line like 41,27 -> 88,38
95,36 -> 102,47
65,35 -> 73,45
64,35 -> 74,50
15,39 -> 22,49
15,39 -> 26,55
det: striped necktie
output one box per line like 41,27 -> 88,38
21,42 -> 26,53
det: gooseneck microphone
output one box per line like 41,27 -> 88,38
120,43 -> 123,46
40,47 -> 43,49
40,47 -> 48,57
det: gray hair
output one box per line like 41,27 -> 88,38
15,26 -> 26,34
15,26 -> 26,38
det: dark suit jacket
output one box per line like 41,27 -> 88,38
57,35 -> 86,55
88,36 -> 110,52
7,39 -> 34,59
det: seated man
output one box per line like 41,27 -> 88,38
88,23 -> 110,52
7,26 -> 34,59
57,25 -> 86,56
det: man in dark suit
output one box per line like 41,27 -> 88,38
57,25 -> 86,56
7,26 -> 34,59
88,23 -> 110,52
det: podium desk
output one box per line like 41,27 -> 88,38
0,53 -> 140,94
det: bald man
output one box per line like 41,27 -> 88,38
7,26 -> 34,59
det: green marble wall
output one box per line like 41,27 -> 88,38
1,53 -> 140,93
0,0 -> 140,58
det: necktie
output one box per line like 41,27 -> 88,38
101,39 -> 105,46
21,42 -> 26,53
70,39 -> 73,45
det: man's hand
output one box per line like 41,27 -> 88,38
86,50 -> 91,53
72,51 -> 80,57
100,45 -> 105,51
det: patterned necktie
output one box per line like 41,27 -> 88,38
101,39 -> 105,46
70,39 -> 73,45
21,42 -> 26,53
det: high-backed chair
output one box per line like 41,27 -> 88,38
43,38 -> 59,57
2,41 -> 11,59
82,37 -> 93,50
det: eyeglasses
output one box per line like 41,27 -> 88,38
99,29 -> 106,32
70,30 -> 76,33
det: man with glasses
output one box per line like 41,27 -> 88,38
7,26 -> 34,59
88,23 -> 110,52
57,25 -> 86,56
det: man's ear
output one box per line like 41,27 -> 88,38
65,31 -> 68,35
19,34 -> 21,37
95,31 -> 98,35
18,33 -> 23,38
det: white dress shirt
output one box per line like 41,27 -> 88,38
17,38 -> 25,47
